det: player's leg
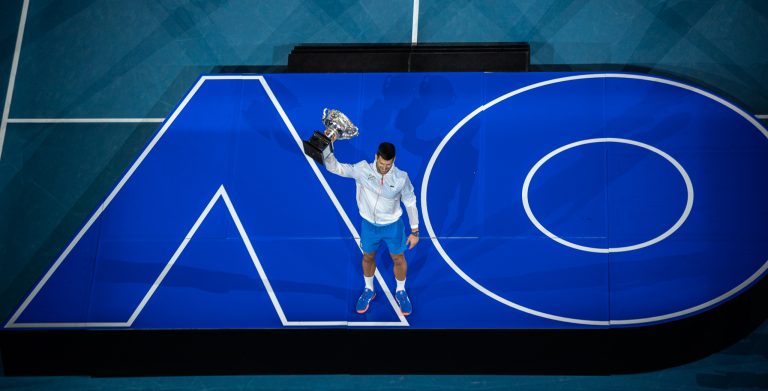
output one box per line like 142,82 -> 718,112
384,220 -> 412,316
390,252 -> 407,285
362,251 -> 377,290
356,251 -> 377,314
357,221 -> 380,314
389,252 -> 411,316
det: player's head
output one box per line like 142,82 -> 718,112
375,142 -> 395,175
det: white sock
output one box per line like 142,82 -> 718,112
364,275 -> 374,291
396,278 -> 406,292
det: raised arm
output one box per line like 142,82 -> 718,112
324,153 -> 363,179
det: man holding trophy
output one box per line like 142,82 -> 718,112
303,109 -> 419,316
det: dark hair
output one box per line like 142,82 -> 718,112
377,142 -> 396,160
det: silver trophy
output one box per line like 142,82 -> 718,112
302,108 -> 359,165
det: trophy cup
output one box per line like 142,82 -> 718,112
302,108 -> 359,165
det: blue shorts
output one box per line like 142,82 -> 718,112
360,219 -> 407,255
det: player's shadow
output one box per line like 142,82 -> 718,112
430,120 -> 482,237
358,74 -> 457,168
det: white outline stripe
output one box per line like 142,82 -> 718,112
7,118 -> 165,123
522,138 -> 694,253
6,75 -> 408,328
6,322 -> 129,329
221,187 -> 290,325
0,0 -> 30,160
411,0 -> 420,44
258,76 -> 408,325
757,115 -> 768,119
612,261 -> 768,325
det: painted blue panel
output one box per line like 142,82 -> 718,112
603,77 -> 768,324
14,217 -> 100,324
7,72 -> 768,330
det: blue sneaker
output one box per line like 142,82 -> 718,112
356,288 -> 376,314
395,290 -> 412,316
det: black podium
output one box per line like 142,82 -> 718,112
287,42 -> 530,73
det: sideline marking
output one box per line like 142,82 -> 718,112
8,118 -> 165,123
0,0 -> 31,160
412,0 -> 420,44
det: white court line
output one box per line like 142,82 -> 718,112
6,322 -> 128,328
8,118 -> 165,123
411,0 -> 420,44
0,0 -> 30,160
6,114 -> 762,123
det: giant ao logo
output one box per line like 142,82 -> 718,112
7,73 -> 768,329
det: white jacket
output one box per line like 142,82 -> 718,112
324,153 -> 419,229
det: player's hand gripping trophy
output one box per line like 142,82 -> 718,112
302,108 -> 359,165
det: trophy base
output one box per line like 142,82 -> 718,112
302,131 -> 333,165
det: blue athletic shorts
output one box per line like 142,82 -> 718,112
360,219 -> 407,255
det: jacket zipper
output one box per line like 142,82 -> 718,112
373,175 -> 383,224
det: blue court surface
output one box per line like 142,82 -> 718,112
5,72 -> 768,330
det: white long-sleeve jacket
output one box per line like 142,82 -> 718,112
324,153 -> 419,229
